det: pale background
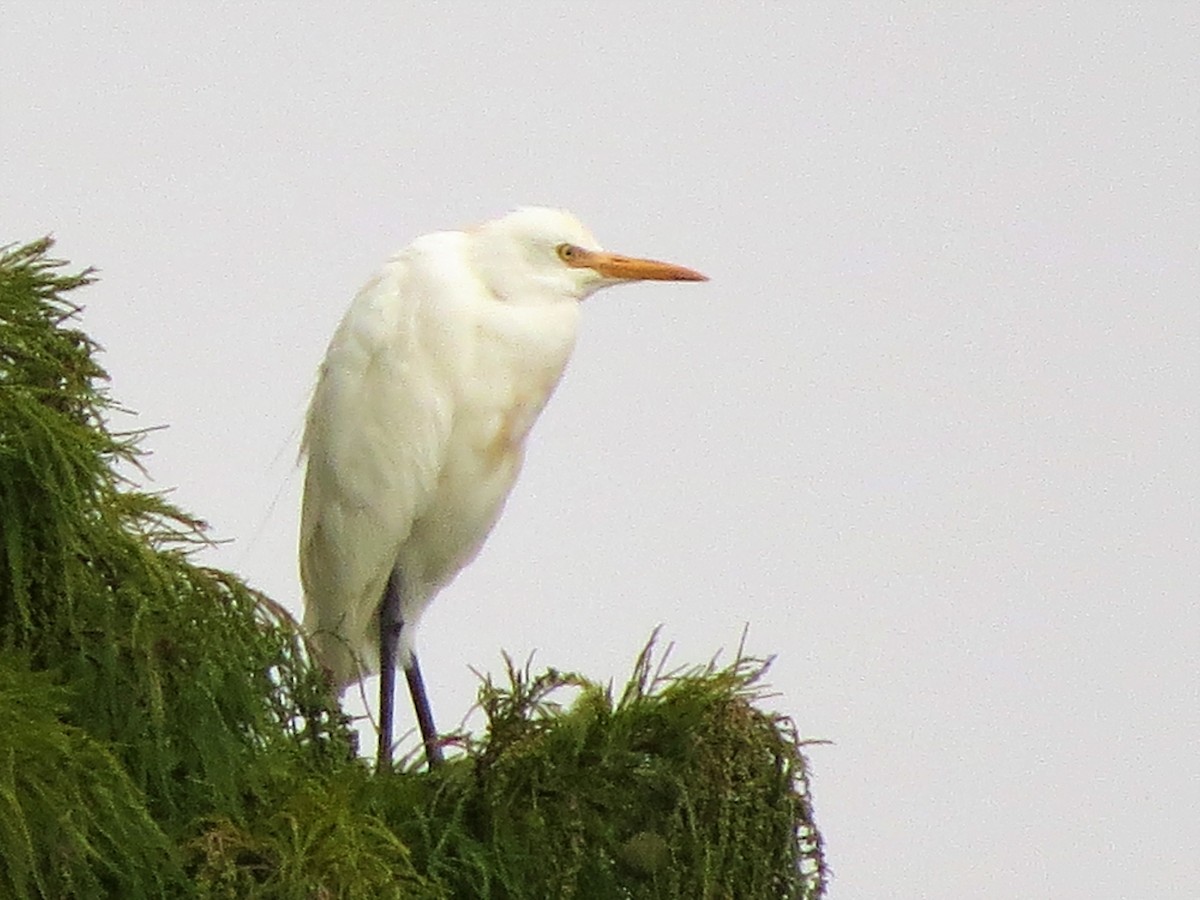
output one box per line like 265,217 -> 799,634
3,5 -> 1197,898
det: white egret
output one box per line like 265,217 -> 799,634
299,207 -> 706,769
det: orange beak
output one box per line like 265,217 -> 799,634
570,248 -> 708,282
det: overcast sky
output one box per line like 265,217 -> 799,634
4,5 -> 1197,898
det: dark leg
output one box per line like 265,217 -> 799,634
377,571 -> 403,772
377,570 -> 443,771
406,653 -> 444,767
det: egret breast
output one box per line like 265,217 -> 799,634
396,299 -> 580,607
485,368 -> 564,466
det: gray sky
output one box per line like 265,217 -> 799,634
4,5 -> 1197,897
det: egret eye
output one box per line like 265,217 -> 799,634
556,243 -> 580,263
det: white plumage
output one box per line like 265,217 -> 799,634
299,207 -> 705,766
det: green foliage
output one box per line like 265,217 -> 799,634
0,239 -> 353,827
0,239 -> 826,898
375,641 -> 828,898
185,772 -> 444,899
0,660 -> 180,896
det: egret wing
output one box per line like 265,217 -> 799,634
299,251 -> 456,689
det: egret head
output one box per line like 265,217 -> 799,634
470,207 -> 707,304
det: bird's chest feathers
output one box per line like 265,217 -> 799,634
456,302 -> 579,469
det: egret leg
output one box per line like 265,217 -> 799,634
376,571 -> 443,771
377,571 -> 402,772
406,654 -> 444,767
